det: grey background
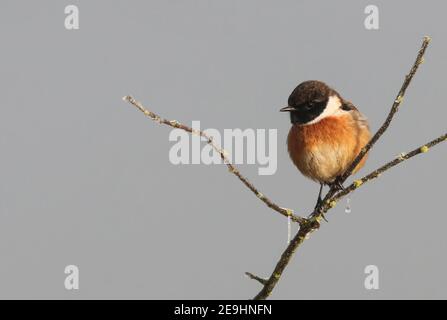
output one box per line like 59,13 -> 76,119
0,0 -> 446,299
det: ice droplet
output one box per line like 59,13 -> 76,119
345,197 -> 352,213
287,215 -> 291,244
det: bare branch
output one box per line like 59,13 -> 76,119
122,95 -> 307,225
332,133 -> 447,203
253,223 -> 318,299
340,36 -> 431,182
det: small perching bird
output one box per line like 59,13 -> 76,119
280,80 -> 371,208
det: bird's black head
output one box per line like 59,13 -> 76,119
280,80 -> 337,125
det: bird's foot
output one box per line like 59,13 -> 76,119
310,197 -> 329,222
330,177 -> 345,191
308,210 -> 329,222
314,197 -> 323,211
320,212 -> 329,222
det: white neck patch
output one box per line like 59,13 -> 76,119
302,94 -> 344,126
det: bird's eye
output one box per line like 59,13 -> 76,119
306,99 -> 325,110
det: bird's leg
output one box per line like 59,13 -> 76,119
308,183 -> 329,222
314,183 -> 324,210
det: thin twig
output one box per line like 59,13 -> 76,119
122,95 -> 307,225
340,36 -> 431,182
333,133 -> 447,202
245,272 -> 268,285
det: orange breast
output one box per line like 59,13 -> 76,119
287,114 -> 370,183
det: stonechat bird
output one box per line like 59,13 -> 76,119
280,80 -> 371,208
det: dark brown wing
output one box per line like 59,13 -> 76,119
342,100 -> 369,130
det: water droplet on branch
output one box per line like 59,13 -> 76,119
345,197 -> 352,213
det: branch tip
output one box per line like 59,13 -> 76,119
245,272 -> 268,285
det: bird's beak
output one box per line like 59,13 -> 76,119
280,106 -> 295,112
